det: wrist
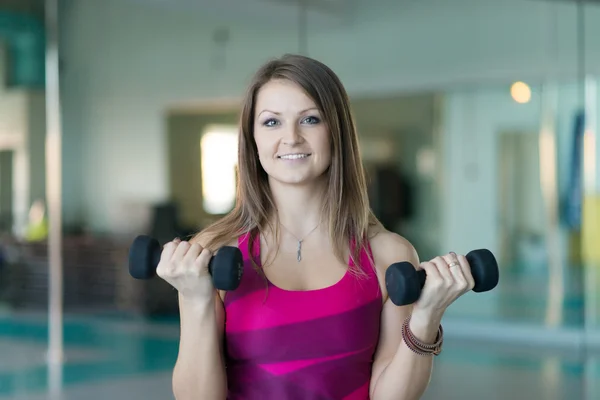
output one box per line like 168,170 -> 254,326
408,309 -> 443,343
179,293 -> 215,314
411,305 -> 444,324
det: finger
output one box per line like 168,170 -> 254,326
195,248 -> 213,275
456,253 -> 475,291
160,240 -> 178,262
172,241 -> 191,261
419,261 -> 442,283
183,243 -> 203,265
444,252 -> 468,291
430,256 -> 454,285
158,240 -> 180,278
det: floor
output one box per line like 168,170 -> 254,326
1,264 -> 600,400
0,312 -> 599,400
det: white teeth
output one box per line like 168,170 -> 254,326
279,154 -> 309,160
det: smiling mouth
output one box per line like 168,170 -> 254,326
277,153 -> 311,160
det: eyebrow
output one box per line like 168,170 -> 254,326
258,107 -> 319,116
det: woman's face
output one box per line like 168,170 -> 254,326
253,79 -> 332,187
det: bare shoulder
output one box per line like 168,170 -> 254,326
368,225 -> 420,270
367,226 -> 420,300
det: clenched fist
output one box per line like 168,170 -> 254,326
157,238 -> 215,302
413,252 -> 475,316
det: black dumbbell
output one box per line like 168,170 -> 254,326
128,235 -> 244,291
385,249 -> 499,306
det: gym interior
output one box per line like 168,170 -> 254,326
1,0 -> 600,399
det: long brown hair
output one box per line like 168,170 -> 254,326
198,54 -> 381,275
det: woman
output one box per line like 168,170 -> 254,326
157,54 -> 475,400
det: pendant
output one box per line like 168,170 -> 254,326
297,240 -> 303,262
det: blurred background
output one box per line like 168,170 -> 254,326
0,0 -> 599,398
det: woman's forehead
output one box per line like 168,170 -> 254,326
255,79 -> 317,114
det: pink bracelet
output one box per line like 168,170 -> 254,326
401,314 -> 444,356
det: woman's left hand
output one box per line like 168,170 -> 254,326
412,252 -> 475,319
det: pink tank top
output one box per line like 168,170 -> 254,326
224,232 -> 383,400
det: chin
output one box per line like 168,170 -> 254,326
268,171 -> 328,187
272,176 -> 312,186
262,161 -> 330,186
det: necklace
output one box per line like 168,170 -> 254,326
279,221 -> 321,262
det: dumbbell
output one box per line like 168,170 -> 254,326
385,249 -> 499,306
128,235 -> 244,291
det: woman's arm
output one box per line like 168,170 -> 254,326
368,295 -> 440,400
368,231 -> 474,400
158,232 -> 229,400
172,291 -> 227,400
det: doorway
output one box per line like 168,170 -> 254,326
0,149 -> 14,234
166,109 -> 239,232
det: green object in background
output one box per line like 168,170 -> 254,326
0,11 -> 45,88
25,216 -> 48,241
24,199 -> 48,241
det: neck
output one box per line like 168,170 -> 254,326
267,177 -> 328,238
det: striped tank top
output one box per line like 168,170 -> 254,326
223,232 -> 383,399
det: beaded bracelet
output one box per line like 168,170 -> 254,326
401,314 -> 444,356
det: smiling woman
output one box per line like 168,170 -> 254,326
157,54 -> 473,400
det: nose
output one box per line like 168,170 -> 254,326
282,124 -> 302,146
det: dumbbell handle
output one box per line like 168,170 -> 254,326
142,243 -> 223,276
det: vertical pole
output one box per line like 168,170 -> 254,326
44,0 -> 64,396
575,4 -> 600,400
538,82 -> 564,328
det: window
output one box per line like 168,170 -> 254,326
200,126 -> 238,214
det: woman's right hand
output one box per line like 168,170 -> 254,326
156,238 -> 215,303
